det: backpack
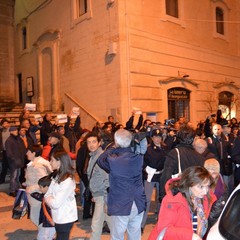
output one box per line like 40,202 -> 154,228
12,189 -> 29,219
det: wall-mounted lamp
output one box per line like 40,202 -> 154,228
107,42 -> 117,56
178,71 -> 189,78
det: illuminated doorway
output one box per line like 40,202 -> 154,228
168,87 -> 190,122
218,91 -> 235,119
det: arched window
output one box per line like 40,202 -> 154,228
218,91 -> 233,119
216,7 -> 224,35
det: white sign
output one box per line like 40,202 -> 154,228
57,114 -> 68,123
133,107 -> 142,115
71,107 -> 80,118
25,103 -> 36,111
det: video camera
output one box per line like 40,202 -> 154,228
164,118 -> 175,126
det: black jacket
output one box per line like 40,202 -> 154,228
207,135 -> 232,175
5,135 -> 26,168
160,144 -> 205,200
143,142 -> 167,182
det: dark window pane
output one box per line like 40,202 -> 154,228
22,27 -> 27,50
78,0 -> 87,16
168,88 -> 190,121
216,7 -> 224,35
166,0 -> 179,18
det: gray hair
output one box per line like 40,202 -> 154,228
114,129 -> 132,148
193,138 -> 207,154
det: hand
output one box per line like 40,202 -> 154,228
192,233 -> 202,240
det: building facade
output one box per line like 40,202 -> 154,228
12,0 -> 240,128
0,0 -> 15,100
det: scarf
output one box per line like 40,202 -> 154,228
192,197 -> 208,238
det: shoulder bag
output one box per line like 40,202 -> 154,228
83,161 -> 97,202
171,148 -> 182,179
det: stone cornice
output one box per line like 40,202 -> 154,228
159,77 -> 199,87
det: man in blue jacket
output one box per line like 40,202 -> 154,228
97,129 -> 146,240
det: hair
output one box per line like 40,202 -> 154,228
85,131 -> 101,142
193,138 -> 207,154
52,151 -> 75,183
108,115 -> 114,121
0,118 -> 9,125
143,119 -> 151,126
114,129 -> 132,148
176,124 -> 196,145
38,175 -> 52,187
170,166 -> 213,212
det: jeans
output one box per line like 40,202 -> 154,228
141,181 -> 159,228
55,222 -> 74,240
9,166 -> 20,193
90,195 -> 111,240
111,201 -> 144,240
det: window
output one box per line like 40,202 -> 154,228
22,27 -> 27,50
165,0 -> 179,18
77,0 -> 87,17
71,0 -> 92,25
216,7 -> 224,35
168,88 -> 190,121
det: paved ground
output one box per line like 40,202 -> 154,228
0,176 -> 157,240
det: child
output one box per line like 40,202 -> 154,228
31,175 -> 56,240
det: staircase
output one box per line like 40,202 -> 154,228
0,99 -> 24,126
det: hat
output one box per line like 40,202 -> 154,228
9,126 -> 18,132
49,132 -> 62,140
204,158 -> 220,173
152,129 -> 162,137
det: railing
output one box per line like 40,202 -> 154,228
64,92 -> 99,130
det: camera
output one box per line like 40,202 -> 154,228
164,119 -> 175,126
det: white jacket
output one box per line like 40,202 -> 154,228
25,156 -> 52,193
44,177 -> 78,224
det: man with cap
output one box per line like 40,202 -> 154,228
5,126 -> 27,196
41,132 -> 64,161
141,128 -> 167,233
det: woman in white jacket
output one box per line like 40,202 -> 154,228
25,149 -> 53,227
44,151 -> 78,240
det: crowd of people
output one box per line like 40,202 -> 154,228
0,108 -> 240,240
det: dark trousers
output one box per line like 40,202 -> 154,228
55,222 -> 74,240
76,170 -> 94,218
0,151 -> 9,182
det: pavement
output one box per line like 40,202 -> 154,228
0,176 -> 157,240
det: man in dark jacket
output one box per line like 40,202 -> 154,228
97,129 -> 146,240
6,126 -> 26,196
141,129 -> 167,232
159,124 -> 205,201
207,123 -> 233,194
0,118 -> 10,184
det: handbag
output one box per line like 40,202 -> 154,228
171,148 -> 182,179
12,189 -> 29,219
157,227 -> 167,240
83,161 -> 98,202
